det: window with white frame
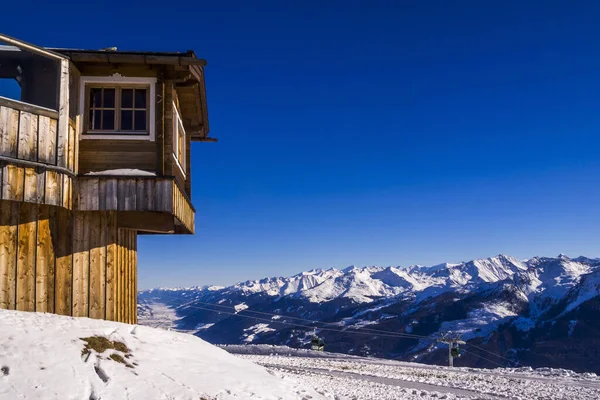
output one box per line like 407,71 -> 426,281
173,102 -> 186,176
80,75 -> 156,140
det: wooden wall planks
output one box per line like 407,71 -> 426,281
36,206 -> 55,313
0,106 -> 19,158
78,140 -> 157,175
0,103 -> 76,172
16,203 -> 37,311
114,229 -> 138,323
0,203 -> 136,323
0,164 -> 70,209
75,177 -> 194,233
76,177 -> 174,213
0,202 -> 18,309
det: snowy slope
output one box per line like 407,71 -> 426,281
0,309 -> 324,400
235,350 -> 600,400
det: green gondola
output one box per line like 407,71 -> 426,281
450,342 -> 461,358
310,336 -> 325,351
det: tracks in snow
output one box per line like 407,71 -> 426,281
239,354 -> 600,400
262,363 -> 504,399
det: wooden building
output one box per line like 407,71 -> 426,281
0,34 -> 214,323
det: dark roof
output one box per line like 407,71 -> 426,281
48,48 -> 207,66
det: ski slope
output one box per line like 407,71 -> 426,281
225,345 -> 600,400
0,310 -> 324,400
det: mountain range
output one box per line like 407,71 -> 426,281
138,254 -> 600,373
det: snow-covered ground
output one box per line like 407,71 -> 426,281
224,345 -> 600,400
0,310 -> 325,400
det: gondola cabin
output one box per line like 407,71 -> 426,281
310,336 -> 325,351
0,34 -> 215,323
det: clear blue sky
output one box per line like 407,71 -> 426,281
3,1 -> 600,288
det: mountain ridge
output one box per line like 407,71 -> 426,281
138,253 -> 600,373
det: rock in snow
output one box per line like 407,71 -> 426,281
0,309 -> 324,400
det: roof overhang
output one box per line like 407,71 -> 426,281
50,48 -> 207,66
0,33 -> 68,61
52,48 -> 214,141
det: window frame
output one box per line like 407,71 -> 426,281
172,101 -> 186,178
79,75 -> 156,141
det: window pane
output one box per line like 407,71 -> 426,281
135,89 -> 147,108
178,121 -> 185,162
121,89 -> 133,108
134,110 -> 147,131
90,109 -> 101,130
103,88 -> 115,108
103,110 -> 115,130
121,110 -> 133,130
90,88 -> 102,107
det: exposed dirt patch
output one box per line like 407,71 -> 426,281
109,353 -> 135,368
81,336 -> 130,357
81,336 -> 135,368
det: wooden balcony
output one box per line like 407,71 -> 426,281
74,176 -> 195,234
0,97 -> 76,209
0,97 -> 76,172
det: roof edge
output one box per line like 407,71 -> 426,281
0,33 -> 68,61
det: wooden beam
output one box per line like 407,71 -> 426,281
0,97 -> 58,119
56,59 -> 70,169
0,33 -> 67,61
117,211 -> 174,233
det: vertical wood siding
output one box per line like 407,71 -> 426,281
0,164 -> 71,209
0,203 -> 137,323
0,102 -> 76,173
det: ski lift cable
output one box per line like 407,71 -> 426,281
177,301 -> 512,368
174,297 -> 427,339
152,292 -> 432,340
148,293 -> 520,364
160,294 -> 429,340
168,302 -> 432,340
461,349 -> 508,368
464,342 -> 515,364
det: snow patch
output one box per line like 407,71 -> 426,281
0,309 -> 324,399
84,169 -> 156,176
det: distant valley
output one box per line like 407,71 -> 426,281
138,254 -> 600,373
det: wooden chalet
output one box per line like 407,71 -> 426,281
0,34 -> 214,323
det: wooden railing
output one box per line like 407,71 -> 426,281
172,182 -> 195,233
74,176 -> 195,234
0,97 -> 76,173
0,163 -> 72,209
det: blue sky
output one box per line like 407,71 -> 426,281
3,1 -> 600,288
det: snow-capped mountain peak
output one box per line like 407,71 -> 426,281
147,254 -> 598,307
